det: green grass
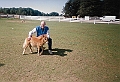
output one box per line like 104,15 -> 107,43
0,19 -> 120,82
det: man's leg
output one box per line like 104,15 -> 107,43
48,38 -> 53,54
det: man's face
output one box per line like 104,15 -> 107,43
41,23 -> 45,28
41,21 -> 46,28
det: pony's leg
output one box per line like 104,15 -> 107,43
39,46 -> 43,56
29,45 -> 33,53
22,45 -> 28,55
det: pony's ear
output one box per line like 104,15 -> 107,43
43,36 -> 48,42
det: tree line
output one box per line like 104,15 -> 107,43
63,0 -> 120,18
0,7 -> 59,16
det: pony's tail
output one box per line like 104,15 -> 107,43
23,38 -> 28,48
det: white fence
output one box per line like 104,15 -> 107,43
20,15 -> 83,22
20,16 -> 65,22
20,15 -> 120,24
0,14 -> 20,18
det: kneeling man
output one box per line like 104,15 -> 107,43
28,21 -> 53,54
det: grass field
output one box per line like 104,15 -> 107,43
0,19 -> 120,82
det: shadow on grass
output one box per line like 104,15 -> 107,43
0,63 -> 5,67
43,48 -> 73,57
24,48 -> 73,57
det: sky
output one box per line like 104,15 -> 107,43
0,0 -> 68,14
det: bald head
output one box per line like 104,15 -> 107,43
41,21 -> 46,25
40,21 -> 46,28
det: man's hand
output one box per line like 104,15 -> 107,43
43,34 -> 47,37
28,37 -> 31,41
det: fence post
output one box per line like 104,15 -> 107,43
70,18 -> 72,22
59,18 -> 60,22
94,20 -> 96,24
49,17 -> 50,21
80,18 -> 82,23
94,18 -> 96,24
39,16 -> 41,21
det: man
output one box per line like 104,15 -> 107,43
28,21 -> 53,54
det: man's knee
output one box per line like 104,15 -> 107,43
48,38 -> 52,43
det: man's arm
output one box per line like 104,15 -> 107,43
47,30 -> 50,38
28,28 -> 36,39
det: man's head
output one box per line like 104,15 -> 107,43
40,21 -> 46,28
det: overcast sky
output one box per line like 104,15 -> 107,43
0,0 -> 68,14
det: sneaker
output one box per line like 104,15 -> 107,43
48,50 -> 53,54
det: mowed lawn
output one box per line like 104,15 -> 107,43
0,19 -> 119,82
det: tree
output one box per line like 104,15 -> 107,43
77,0 -> 102,17
63,0 -> 80,17
0,7 -> 3,13
9,7 -> 16,14
3,8 -> 10,14
49,12 -> 59,16
0,7 -> 60,16
63,0 -> 120,18
102,0 -> 120,18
